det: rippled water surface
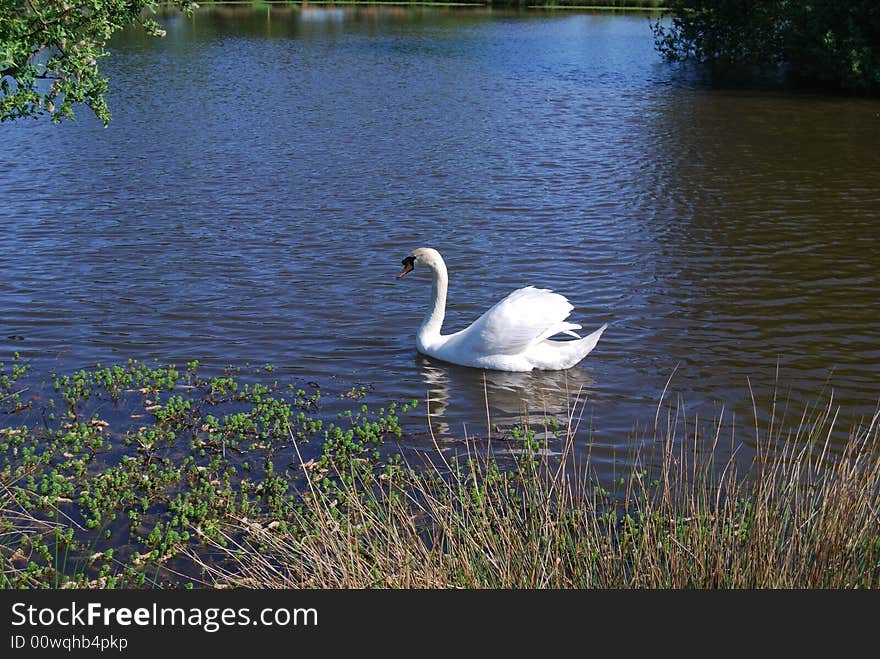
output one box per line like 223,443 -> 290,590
3,6 -> 879,471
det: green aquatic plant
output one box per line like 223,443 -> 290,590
0,353 -> 30,414
0,358 -> 418,587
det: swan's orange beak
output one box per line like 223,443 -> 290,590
397,256 -> 415,279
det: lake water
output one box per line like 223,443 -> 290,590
2,5 -> 879,473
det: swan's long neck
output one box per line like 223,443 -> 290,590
417,259 -> 448,351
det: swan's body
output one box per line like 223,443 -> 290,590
397,248 -> 607,372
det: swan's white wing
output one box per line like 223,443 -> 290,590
460,286 -> 581,356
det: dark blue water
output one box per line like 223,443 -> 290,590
3,6 -> 879,473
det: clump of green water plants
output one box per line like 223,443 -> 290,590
0,352 -> 30,414
0,358 -> 419,588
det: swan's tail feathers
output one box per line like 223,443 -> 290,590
573,323 -> 607,362
530,323 -> 607,370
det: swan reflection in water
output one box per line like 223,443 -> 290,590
417,355 -> 597,441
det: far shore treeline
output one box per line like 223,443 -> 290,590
188,0 -> 666,7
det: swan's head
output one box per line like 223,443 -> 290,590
397,247 -> 444,279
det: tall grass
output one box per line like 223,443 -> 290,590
188,394 -> 880,589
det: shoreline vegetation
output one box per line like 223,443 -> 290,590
165,1 -> 667,9
2,358 -> 878,589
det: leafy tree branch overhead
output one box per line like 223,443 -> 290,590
0,0 -> 195,124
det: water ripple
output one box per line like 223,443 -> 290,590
2,8 -> 878,470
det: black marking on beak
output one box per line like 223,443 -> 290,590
397,255 -> 415,279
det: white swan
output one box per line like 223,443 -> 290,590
397,247 -> 607,372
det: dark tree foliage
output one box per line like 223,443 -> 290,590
0,1 -> 195,124
653,1 -> 880,91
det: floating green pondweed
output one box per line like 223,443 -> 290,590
0,359 -> 417,588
